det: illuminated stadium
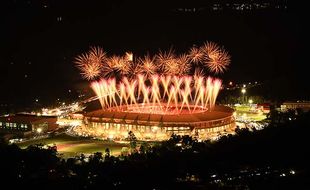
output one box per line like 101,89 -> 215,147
72,41 -> 236,140
83,104 -> 235,140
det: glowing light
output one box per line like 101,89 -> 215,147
125,52 -> 133,61
108,134 -> 114,139
36,128 -> 42,133
248,99 -> 253,104
233,112 -> 237,117
241,88 -> 246,94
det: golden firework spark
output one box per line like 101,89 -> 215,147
177,54 -> 190,75
200,42 -> 231,74
205,49 -> 230,74
156,48 -> 176,72
194,68 -> 205,79
138,55 -> 157,77
75,46 -> 106,80
107,55 -> 130,75
188,46 -> 204,64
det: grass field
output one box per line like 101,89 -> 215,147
17,134 -> 129,158
234,105 -> 267,121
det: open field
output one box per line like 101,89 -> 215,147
17,134 -> 129,158
234,105 -> 267,121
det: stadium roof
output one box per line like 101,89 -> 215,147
85,105 -> 234,124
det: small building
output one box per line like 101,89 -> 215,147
256,103 -> 270,113
0,114 -> 58,136
281,101 -> 310,111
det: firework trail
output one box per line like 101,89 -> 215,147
91,75 -> 222,113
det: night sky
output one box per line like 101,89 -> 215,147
1,0 -> 307,110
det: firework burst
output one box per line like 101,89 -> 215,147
75,46 -> 106,80
205,49 -> 230,74
138,55 -> 157,77
156,48 -> 176,72
78,63 -> 102,80
88,46 -> 107,63
127,63 -> 142,80
194,68 -> 205,79
177,54 -> 190,75
107,56 -> 130,76
201,41 -> 219,55
188,46 -> 204,64
163,58 -> 179,75
200,42 -> 231,74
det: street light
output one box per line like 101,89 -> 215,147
241,88 -> 246,94
241,88 -> 246,104
248,99 -> 253,104
36,128 -> 42,134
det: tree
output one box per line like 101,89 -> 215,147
139,142 -> 149,154
90,152 -> 103,164
267,105 -> 280,124
105,148 -> 110,158
127,131 -> 137,153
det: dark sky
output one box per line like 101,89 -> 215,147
0,0 -> 307,110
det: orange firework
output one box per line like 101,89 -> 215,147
156,48 -> 176,72
177,54 -> 190,75
107,55 -> 131,76
194,68 -> 205,79
164,54 -> 190,76
200,42 -> 231,74
138,55 -> 157,77
188,46 -> 204,64
88,46 -> 107,63
201,41 -> 219,55
127,63 -> 143,80
163,58 -> 179,75
205,49 -> 230,74
80,63 -> 102,80
75,46 -> 106,80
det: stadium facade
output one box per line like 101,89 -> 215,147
83,104 -> 236,140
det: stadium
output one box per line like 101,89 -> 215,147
83,103 -> 235,140
72,41 -> 236,140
